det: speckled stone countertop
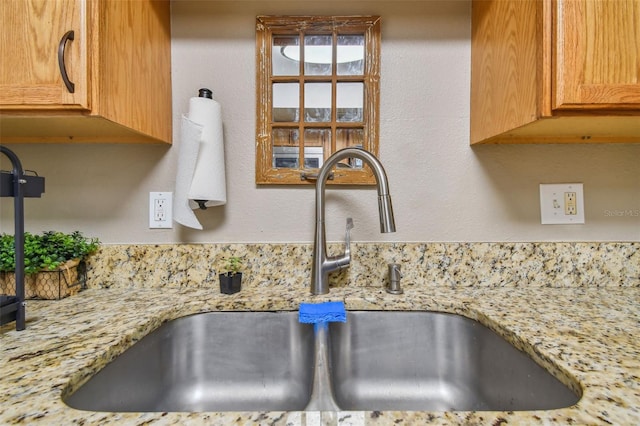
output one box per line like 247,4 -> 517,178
85,242 -> 640,290
1,284 -> 639,425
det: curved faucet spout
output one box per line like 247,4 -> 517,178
311,148 -> 396,295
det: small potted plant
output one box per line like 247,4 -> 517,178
219,256 -> 243,295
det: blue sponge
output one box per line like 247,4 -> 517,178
299,301 -> 347,324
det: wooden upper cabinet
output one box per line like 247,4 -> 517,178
554,0 -> 640,109
0,0 -> 88,109
0,0 -> 172,144
471,0 -> 640,144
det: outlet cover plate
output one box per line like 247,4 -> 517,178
540,183 -> 584,225
149,192 -> 173,229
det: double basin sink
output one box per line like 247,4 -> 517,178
64,311 -> 580,412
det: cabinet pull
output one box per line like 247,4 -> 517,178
57,30 -> 75,93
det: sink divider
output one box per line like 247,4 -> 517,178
304,323 -> 341,411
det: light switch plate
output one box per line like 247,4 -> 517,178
540,184 -> 584,224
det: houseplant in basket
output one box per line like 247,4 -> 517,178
34,231 -> 100,299
0,231 -> 99,299
219,256 -> 243,295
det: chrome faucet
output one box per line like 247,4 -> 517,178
310,147 -> 396,295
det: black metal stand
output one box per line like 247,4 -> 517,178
0,146 -> 45,331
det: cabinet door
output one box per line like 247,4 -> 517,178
0,0 -> 88,109
554,0 -> 640,109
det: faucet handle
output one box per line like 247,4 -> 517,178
344,217 -> 353,260
330,217 -> 353,270
325,218 -> 353,271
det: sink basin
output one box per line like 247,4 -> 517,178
328,311 -> 581,411
64,312 -> 314,412
65,310 -> 580,413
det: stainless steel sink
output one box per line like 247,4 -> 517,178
328,311 -> 581,411
65,310 -> 580,413
64,312 -> 314,412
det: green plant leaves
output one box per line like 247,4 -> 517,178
225,256 -> 243,275
0,231 -> 100,273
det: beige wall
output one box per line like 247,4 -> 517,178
1,1 -> 639,244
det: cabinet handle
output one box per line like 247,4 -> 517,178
57,30 -> 75,93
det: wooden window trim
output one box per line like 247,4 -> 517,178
256,15 -> 381,185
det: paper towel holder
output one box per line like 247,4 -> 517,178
194,87 -> 214,210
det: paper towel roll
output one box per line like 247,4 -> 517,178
174,95 -> 227,230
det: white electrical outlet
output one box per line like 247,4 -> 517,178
539,184 -> 585,225
149,192 -> 173,228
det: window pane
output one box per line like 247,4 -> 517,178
337,34 -> 364,76
272,127 -> 299,146
272,145 -> 299,169
336,128 -> 365,169
273,36 -> 300,76
303,128 -> 329,169
336,82 -> 363,122
273,83 -> 299,122
304,83 -> 332,122
304,35 -> 332,76
272,127 -> 300,169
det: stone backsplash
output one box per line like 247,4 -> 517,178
85,242 -> 639,290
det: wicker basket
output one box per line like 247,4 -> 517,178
35,259 -> 81,300
0,272 -> 37,298
0,259 -> 83,300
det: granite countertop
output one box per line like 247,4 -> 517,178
1,285 -> 639,425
